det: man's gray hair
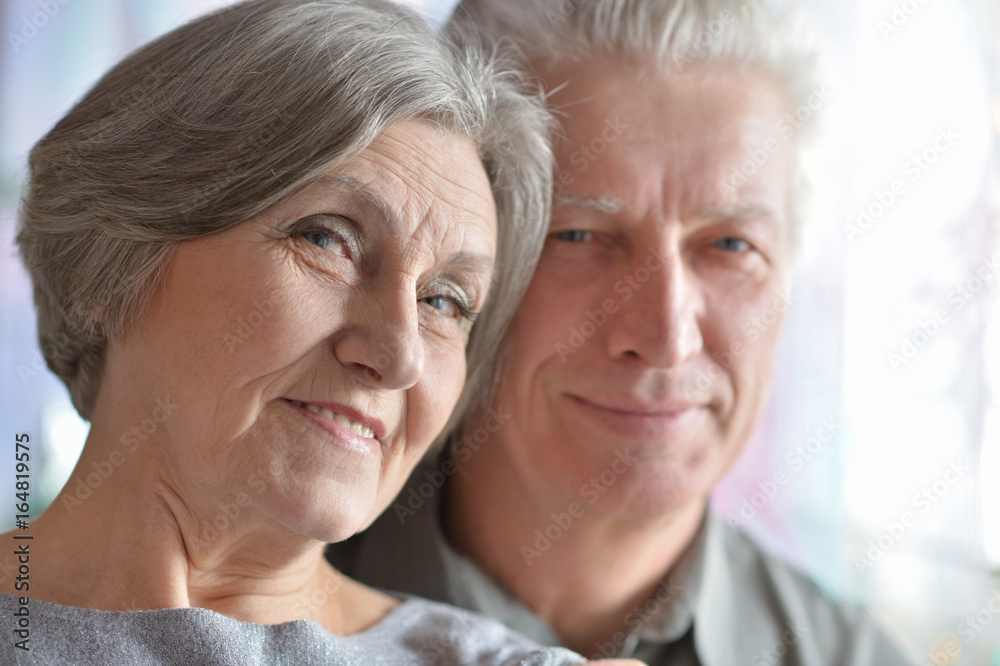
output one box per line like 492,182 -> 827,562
17,0 -> 553,426
450,0 -> 823,248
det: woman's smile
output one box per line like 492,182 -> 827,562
284,398 -> 381,455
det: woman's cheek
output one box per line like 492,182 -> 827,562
411,344 -> 466,446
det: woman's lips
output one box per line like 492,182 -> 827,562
565,394 -> 704,439
284,398 -> 382,455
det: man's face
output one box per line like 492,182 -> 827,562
482,59 -> 794,519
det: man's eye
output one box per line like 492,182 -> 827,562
714,237 -> 750,252
553,230 -> 594,243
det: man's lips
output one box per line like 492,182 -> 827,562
565,394 -> 704,438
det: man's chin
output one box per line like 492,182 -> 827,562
575,461 -> 712,523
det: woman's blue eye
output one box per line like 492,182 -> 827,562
303,229 -> 334,249
554,230 -> 593,243
714,237 -> 750,252
423,296 -> 454,314
420,295 -> 476,322
292,220 -> 350,256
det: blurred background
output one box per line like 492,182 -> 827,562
1,0 -> 997,663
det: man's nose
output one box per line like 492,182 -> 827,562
605,244 -> 704,368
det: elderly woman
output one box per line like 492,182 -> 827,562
0,1 -> 641,663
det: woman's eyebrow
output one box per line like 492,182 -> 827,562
443,250 -> 493,275
316,174 -> 402,232
317,175 -> 494,274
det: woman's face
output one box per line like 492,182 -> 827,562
110,121 -> 496,542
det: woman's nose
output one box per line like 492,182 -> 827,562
333,281 -> 425,390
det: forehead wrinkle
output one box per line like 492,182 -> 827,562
315,174 -> 401,234
431,151 -> 494,210
441,249 -> 494,298
444,250 -> 493,272
386,213 -> 493,301
341,124 -> 497,286
696,204 -> 781,222
377,139 -> 495,234
554,194 -> 627,215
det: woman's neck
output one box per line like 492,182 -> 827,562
4,426 -> 396,635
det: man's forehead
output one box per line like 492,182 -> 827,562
553,194 -> 626,215
546,61 -> 793,226
545,59 -> 789,144
554,193 -> 782,223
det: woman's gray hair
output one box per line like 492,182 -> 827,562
17,0 -> 553,428
450,0 -> 823,251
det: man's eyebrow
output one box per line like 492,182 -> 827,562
315,174 -> 401,232
553,194 -> 627,215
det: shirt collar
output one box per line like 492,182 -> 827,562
589,511 -> 709,658
354,455 -> 723,659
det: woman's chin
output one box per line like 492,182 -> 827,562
276,492 -> 379,545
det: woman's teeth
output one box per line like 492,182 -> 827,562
292,401 -> 375,439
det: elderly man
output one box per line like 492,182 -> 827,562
329,0 -> 916,663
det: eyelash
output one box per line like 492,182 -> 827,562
291,218 -> 479,324
421,289 -> 479,323
553,229 -> 595,243
554,228 -> 755,257
713,237 -> 751,253
291,217 -> 354,258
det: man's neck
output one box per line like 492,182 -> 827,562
443,453 -> 706,657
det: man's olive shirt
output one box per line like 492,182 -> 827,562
328,459 -> 918,666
